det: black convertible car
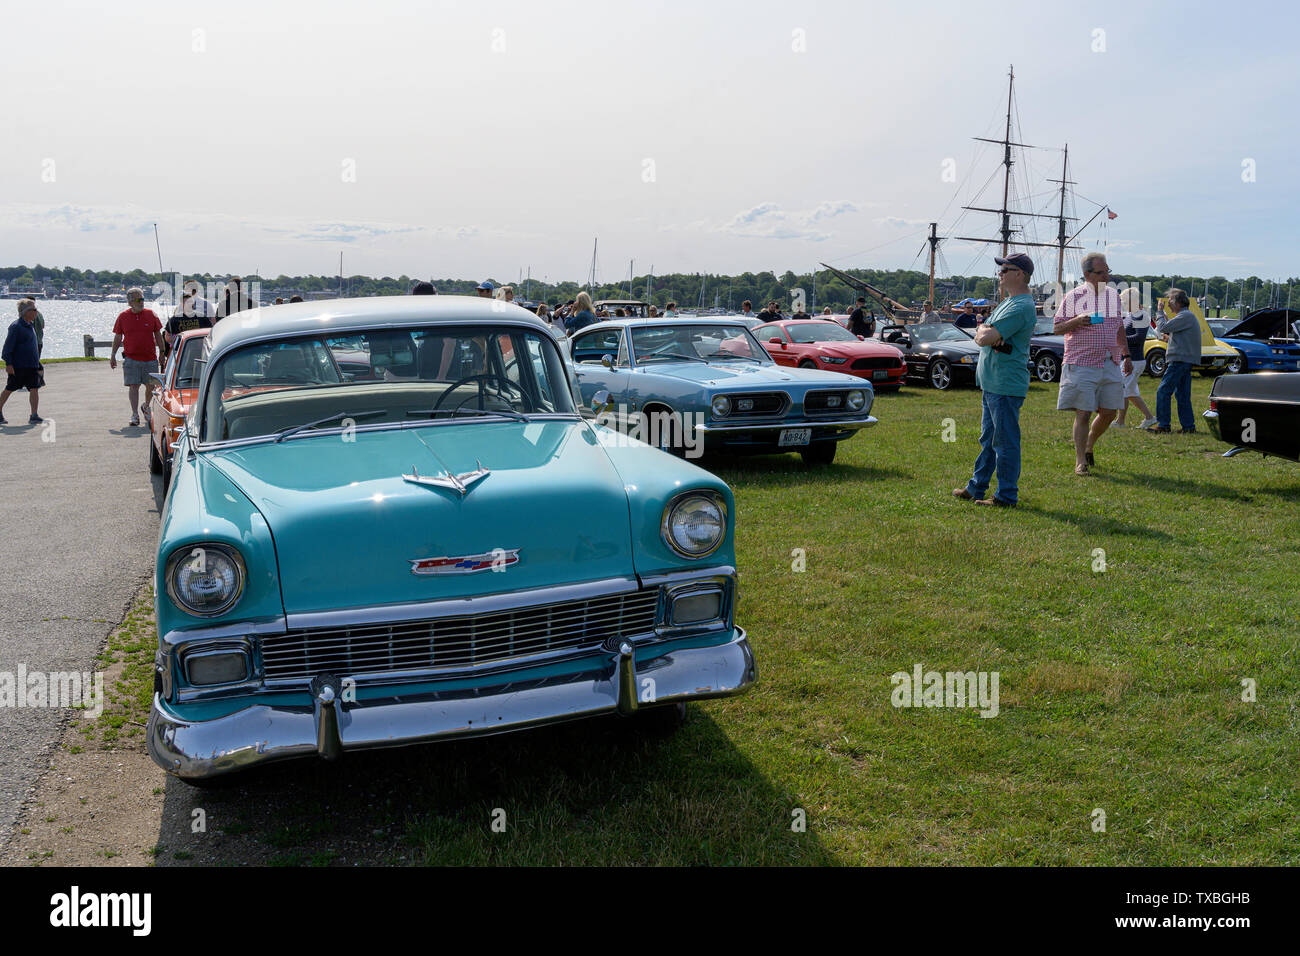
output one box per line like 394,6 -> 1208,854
878,322 -> 980,390
1205,371 -> 1300,461
1028,315 -> 1065,383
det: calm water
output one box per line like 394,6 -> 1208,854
18,300 -> 173,360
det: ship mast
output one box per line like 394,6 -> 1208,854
927,222 -> 940,307
954,66 -> 1081,297
1046,144 -> 1077,288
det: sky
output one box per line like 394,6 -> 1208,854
2,0 -> 1297,285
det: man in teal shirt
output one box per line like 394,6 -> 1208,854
952,253 -> 1038,507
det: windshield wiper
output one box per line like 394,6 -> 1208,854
638,352 -> 708,363
274,409 -> 386,442
704,352 -> 761,362
405,407 -> 529,422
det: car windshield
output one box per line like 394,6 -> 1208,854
1034,316 -> 1057,335
786,323 -> 860,344
631,324 -> 771,363
1207,319 -> 1236,336
910,324 -> 973,343
201,324 -> 574,444
173,336 -> 206,388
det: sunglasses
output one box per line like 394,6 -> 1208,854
998,267 -> 1021,275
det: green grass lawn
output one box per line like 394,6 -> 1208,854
115,375 -> 1300,865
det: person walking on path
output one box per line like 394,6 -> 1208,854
952,253 -> 1038,508
0,298 -> 45,425
1052,252 -> 1131,475
1115,286 -> 1157,428
1148,288 -> 1199,434
109,287 -> 165,427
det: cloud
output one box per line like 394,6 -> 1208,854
874,216 -> 929,228
1136,252 -> 1254,265
711,202 -> 844,241
802,200 -> 860,223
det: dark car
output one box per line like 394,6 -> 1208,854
1204,371 -> 1300,461
1028,315 -> 1065,383
1214,308 -> 1300,375
878,322 -> 980,390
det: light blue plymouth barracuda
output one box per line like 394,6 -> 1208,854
148,296 -> 755,784
569,318 -> 878,464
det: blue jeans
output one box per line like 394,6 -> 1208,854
966,391 -> 1024,504
1155,361 -> 1195,430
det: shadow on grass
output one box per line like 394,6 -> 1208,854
156,706 -> 827,866
1016,503 -> 1175,541
1097,469 -> 1256,502
708,454 -> 909,484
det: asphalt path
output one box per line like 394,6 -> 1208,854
0,361 -> 162,842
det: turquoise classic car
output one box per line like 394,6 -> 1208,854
148,297 -> 755,784
569,318 -> 877,464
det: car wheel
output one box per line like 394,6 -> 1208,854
800,442 -> 837,465
643,403 -> 685,458
1146,349 -> 1166,377
798,359 -> 817,369
928,357 -> 953,390
1227,352 -> 1246,374
148,435 -> 163,475
1035,352 -> 1060,383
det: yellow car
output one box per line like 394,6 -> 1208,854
1144,297 -> 1238,377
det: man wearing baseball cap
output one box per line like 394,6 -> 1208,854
953,252 -> 1038,507
476,280 -> 494,298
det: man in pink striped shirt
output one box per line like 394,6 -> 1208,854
1053,252 -> 1132,475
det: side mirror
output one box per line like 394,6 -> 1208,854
600,353 -> 615,369
857,335 -> 864,341
591,389 -> 614,415
768,337 -> 782,346
148,372 -> 166,387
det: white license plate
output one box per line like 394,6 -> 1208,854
778,427 -> 812,447
872,370 -> 889,381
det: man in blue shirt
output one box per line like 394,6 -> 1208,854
1,298 -> 45,425
952,253 -> 1038,507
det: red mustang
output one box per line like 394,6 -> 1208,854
754,319 -> 906,390
148,328 -> 209,486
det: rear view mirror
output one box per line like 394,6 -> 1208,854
600,353 -> 614,369
149,372 -> 166,387
591,389 -> 614,415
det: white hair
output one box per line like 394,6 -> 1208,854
1080,252 -> 1108,275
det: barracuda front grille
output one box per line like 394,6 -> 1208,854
719,391 -> 787,416
262,589 -> 661,681
804,389 -> 854,413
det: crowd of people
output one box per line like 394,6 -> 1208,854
952,250 -> 1205,507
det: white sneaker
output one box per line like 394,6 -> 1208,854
1140,417 -> 1158,429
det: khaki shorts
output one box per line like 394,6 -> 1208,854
1123,360 -> 1146,398
1057,360 -> 1125,412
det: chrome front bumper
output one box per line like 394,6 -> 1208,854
148,628 -> 755,781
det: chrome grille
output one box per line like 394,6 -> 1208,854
804,389 -> 853,413
262,589 -> 660,681
719,391 -> 787,416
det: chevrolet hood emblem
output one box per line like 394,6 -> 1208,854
403,461 -> 491,496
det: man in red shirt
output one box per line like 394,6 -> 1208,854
109,287 -> 165,427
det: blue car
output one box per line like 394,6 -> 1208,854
569,318 -> 877,465
1211,309 -> 1300,373
147,297 -> 756,784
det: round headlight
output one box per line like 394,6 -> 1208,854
846,389 -> 867,411
711,395 -> 731,418
167,544 -> 245,617
661,493 -> 727,559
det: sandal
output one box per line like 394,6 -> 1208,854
1075,463 -> 1090,476
1085,451 -> 1095,467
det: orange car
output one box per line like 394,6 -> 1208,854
148,328 -> 209,485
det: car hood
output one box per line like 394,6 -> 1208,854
922,338 -> 979,355
633,361 -> 860,386
205,420 -> 635,614
804,342 -> 899,358
1225,308 -> 1300,340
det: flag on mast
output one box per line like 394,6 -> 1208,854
1106,208 -> 1118,220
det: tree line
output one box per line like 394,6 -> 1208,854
2,263 -> 1294,314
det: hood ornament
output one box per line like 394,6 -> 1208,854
403,461 -> 491,496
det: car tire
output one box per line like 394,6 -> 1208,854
642,403 -> 686,458
798,359 -> 817,369
148,434 -> 163,475
928,357 -> 953,390
800,442 -> 837,466
1227,352 -> 1246,374
1034,352 -> 1060,383
1146,349 -> 1166,377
